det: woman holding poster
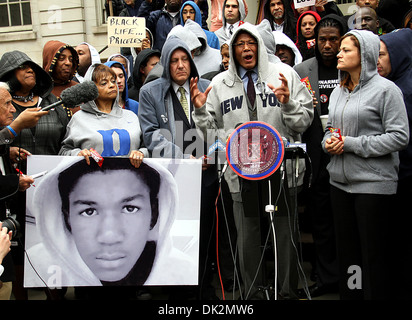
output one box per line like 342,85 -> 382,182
58,63 -> 147,168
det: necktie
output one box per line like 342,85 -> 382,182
229,25 -> 233,36
178,87 -> 189,119
246,71 -> 256,106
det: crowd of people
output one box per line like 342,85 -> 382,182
0,0 -> 411,301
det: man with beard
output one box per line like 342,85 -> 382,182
263,0 -> 297,42
293,14 -> 347,298
138,0 -> 183,51
74,43 -> 101,83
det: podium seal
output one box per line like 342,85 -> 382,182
226,121 -> 284,180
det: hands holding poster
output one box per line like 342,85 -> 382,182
108,16 -> 146,47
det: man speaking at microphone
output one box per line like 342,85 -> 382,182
191,23 -> 313,300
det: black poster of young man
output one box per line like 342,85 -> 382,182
23,155 -> 201,288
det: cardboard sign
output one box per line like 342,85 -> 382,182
107,16 -> 146,47
293,0 -> 316,9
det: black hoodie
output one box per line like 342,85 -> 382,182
129,48 -> 161,102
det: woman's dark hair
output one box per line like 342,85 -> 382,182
58,158 -> 161,232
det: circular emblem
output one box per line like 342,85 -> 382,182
226,121 -> 285,180
320,94 -> 328,104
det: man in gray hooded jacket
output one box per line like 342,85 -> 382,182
191,23 -> 313,299
214,0 -> 247,47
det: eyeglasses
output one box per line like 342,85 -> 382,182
233,41 -> 258,48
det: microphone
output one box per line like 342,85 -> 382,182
41,81 -> 99,111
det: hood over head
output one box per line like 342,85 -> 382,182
132,48 -> 161,88
167,24 -> 202,53
160,36 -> 200,82
104,60 -> 133,109
183,19 -> 209,53
180,1 -> 203,27
380,28 -> 412,82
75,42 -> 101,83
107,53 -> 132,79
226,22 -> 269,86
0,50 -> 53,98
295,10 -> 321,45
42,40 -> 79,82
81,63 -> 122,116
256,19 -> 281,64
342,29 -> 380,85
314,14 -> 348,61
30,157 -> 179,286
272,31 -> 302,66
222,0 -> 247,27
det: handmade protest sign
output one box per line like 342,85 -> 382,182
107,16 -> 145,47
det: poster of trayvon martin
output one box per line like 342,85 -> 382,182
23,155 -> 201,288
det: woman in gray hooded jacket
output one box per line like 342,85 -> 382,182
322,30 -> 409,300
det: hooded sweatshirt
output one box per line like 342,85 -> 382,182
129,48 -> 161,102
24,157 -> 196,287
107,53 -> 132,80
256,19 -> 281,64
295,11 -> 322,61
104,60 -> 139,115
380,28 -> 412,181
184,19 -> 222,76
272,31 -> 302,66
74,42 -> 101,83
321,30 -> 409,195
42,40 -> 79,98
138,36 -> 211,159
59,63 -> 147,158
193,22 -> 314,193
214,0 -> 247,47
180,1 -> 220,49
0,50 -> 69,155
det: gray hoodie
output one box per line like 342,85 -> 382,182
214,0 -> 247,47
59,63 -> 148,158
193,23 -> 313,193
138,36 -> 210,159
322,30 -> 409,195
184,19 -> 222,76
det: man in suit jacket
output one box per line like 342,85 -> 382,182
293,14 -> 347,298
139,36 -> 218,299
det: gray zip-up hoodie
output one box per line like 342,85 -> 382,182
193,22 -> 313,193
322,30 -> 409,195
